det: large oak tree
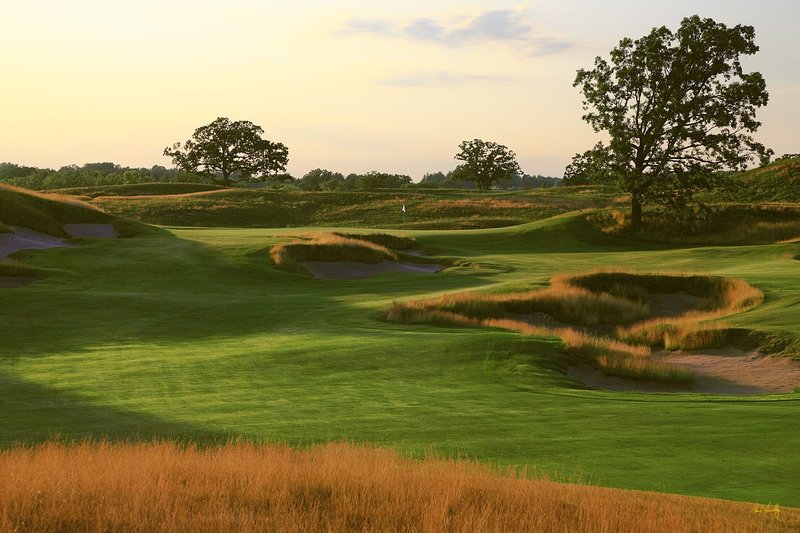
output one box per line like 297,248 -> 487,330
453,139 -> 521,191
164,117 -> 288,186
574,15 -> 771,231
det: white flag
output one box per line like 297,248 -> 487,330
402,204 -> 406,213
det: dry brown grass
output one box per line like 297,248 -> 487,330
0,183 -> 100,212
427,198 -> 543,210
271,233 -> 398,267
392,277 -> 647,327
388,270 -> 767,383
597,353 -> 694,383
617,276 -> 763,349
0,441 -> 795,533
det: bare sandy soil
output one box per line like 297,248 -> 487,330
0,227 -> 70,260
1,224 -> 119,288
568,347 -> 800,395
300,261 -> 443,280
64,223 -> 119,238
647,292 -> 705,317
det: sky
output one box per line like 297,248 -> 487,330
1,0 -> 798,179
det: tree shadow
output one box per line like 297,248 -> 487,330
0,372 -> 231,447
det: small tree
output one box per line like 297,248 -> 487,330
574,15 -> 771,231
454,139 -> 521,190
164,117 -> 289,186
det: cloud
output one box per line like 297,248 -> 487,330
444,10 -> 531,44
376,70 -> 514,88
340,9 -> 572,56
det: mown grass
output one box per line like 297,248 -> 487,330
90,186 -> 619,229
0,184 -> 141,238
48,182 -> 226,198
1,209 -> 798,506
1,441 -> 796,533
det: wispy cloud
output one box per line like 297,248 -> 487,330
376,70 -> 514,88
340,9 -> 571,56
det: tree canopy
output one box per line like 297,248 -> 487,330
164,117 -> 289,186
453,139 -> 521,191
563,143 -> 614,186
573,15 -> 771,230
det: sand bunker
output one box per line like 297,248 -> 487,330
568,347 -> 800,395
0,227 -> 70,260
0,224 -> 119,287
0,224 -> 119,260
64,223 -> 119,238
300,261 -> 443,280
647,292 -> 705,317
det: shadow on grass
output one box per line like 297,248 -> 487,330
0,229 -> 501,359
0,373 -> 231,447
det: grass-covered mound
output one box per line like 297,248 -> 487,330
709,155 -> 800,203
271,232 -> 440,279
2,441 -> 794,533
587,204 -> 800,245
388,270 -> 766,384
271,233 -> 400,268
49,182 -> 226,198
90,186 -> 619,229
0,184 -> 140,238
332,231 -> 419,251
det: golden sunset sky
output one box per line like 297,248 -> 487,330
2,0 -> 798,178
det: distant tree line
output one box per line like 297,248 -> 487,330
0,161 -> 560,192
0,162 -> 202,190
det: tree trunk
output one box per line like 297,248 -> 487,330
630,194 -> 642,234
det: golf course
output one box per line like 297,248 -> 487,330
1,176 -> 799,531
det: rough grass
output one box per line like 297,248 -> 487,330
597,354 -> 694,383
333,231 -> 419,251
271,233 -> 399,268
91,186 -> 619,229
0,184 -> 140,238
1,441 -> 795,533
388,270 -> 766,383
47,182 -> 226,198
616,274 -> 764,349
588,205 -> 800,245
707,156 -> 800,203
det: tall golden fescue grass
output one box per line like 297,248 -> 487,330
388,270 -> 766,383
597,354 -> 694,383
271,233 -> 398,267
0,183 -> 100,212
617,276 -> 763,349
392,280 -> 647,327
0,441 -> 795,533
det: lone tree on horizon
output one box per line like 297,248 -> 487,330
453,139 -> 521,191
164,117 -> 289,186
573,15 -> 771,232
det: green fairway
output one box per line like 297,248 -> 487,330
1,214 -> 798,506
